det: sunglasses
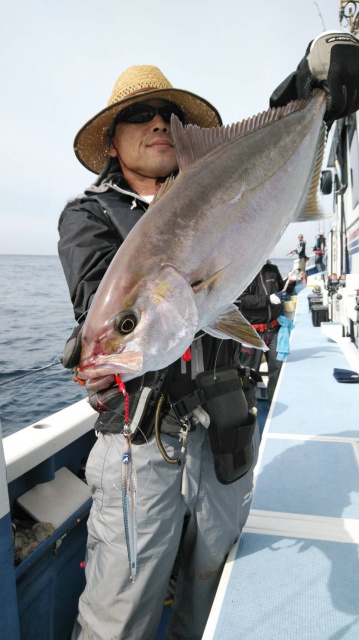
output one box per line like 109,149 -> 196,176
115,102 -> 186,125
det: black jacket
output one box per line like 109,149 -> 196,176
58,180 -> 146,321
313,236 -> 326,252
238,263 -> 284,325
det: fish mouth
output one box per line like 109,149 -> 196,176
77,343 -> 144,390
83,372 -> 117,393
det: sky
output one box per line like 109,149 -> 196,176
0,0 -> 346,259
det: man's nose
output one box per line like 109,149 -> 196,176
152,115 -> 169,131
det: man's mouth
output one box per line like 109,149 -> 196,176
148,138 -> 173,149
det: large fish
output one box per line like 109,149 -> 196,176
77,90 -> 327,390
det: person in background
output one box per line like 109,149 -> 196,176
289,234 -> 307,282
313,230 -> 326,272
238,261 -> 292,405
58,30 -> 359,640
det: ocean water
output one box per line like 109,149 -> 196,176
265,258 -> 294,278
0,255 -> 86,437
0,255 -> 294,437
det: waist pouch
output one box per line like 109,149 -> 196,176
196,366 -> 257,484
95,370 -> 167,443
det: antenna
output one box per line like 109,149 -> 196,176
313,2 -> 326,30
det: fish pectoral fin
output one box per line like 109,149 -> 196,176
204,305 -> 268,351
191,264 -> 233,293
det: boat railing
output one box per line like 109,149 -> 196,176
3,399 -> 97,483
292,253 -> 319,274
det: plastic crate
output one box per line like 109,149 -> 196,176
311,304 -> 329,327
307,294 -> 323,311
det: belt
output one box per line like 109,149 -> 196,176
252,319 -> 279,332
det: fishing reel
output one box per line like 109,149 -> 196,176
325,274 -> 340,298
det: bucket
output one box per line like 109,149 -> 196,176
284,301 -> 296,313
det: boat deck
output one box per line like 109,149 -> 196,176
203,287 -> 359,640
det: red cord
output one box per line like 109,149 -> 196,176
116,374 -> 130,424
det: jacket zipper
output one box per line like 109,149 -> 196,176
259,271 -> 272,323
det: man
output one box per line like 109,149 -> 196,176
238,261 -> 289,405
59,32 -> 359,640
60,65 -> 258,640
291,233 -> 307,282
313,230 -> 326,272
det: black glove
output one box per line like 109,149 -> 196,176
271,31 -> 359,124
62,324 -> 122,413
62,323 -> 83,370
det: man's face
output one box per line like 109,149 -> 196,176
298,235 -> 303,241
109,99 -> 179,181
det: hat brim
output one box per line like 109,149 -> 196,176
74,88 -> 222,174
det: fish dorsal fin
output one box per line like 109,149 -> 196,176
148,174 -> 176,208
171,99 -> 310,171
296,122 -> 329,221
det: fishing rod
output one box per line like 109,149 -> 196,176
313,2 -> 326,30
0,360 -> 63,387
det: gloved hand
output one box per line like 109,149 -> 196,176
270,293 -> 283,305
62,324 -> 121,413
62,324 -> 83,371
296,30 -> 359,123
271,31 -> 359,124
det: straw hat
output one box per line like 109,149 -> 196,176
74,65 -> 222,174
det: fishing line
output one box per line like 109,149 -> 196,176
0,312 -> 90,388
76,309 -> 88,324
213,339 -> 224,380
0,358 -> 63,387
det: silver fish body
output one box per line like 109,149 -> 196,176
78,90 -> 327,388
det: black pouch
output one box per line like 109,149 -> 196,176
196,366 -> 257,484
95,369 -> 168,443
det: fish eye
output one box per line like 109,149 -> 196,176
114,311 -> 138,335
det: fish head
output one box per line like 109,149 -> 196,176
77,265 -> 198,390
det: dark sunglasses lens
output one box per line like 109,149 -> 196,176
118,104 -> 154,123
117,103 -> 186,125
159,105 -> 185,123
